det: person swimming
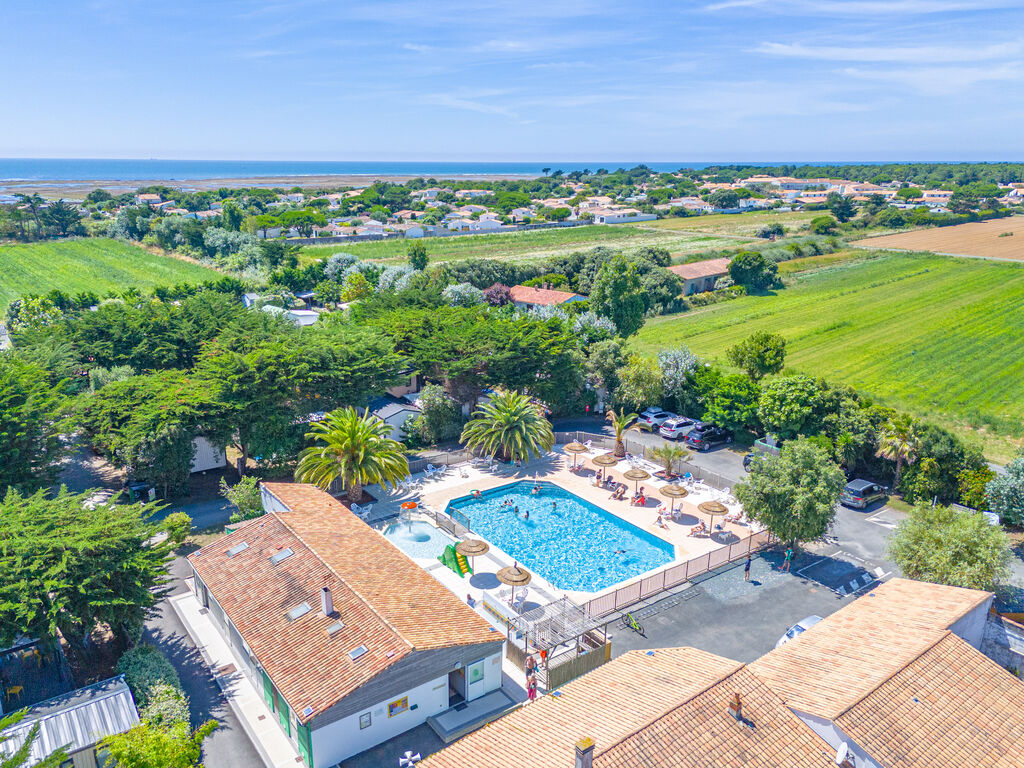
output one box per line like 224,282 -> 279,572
524,509 -> 530,520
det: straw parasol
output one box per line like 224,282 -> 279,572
659,483 -> 689,513
496,562 -> 533,605
456,539 -> 490,571
698,500 -> 728,531
563,441 -> 588,469
623,467 -> 650,492
592,453 -> 618,468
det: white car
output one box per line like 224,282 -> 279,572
659,416 -> 695,440
637,408 -> 676,431
776,615 -> 824,648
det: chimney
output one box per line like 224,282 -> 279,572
320,586 -> 334,617
574,737 -> 594,768
729,692 -> 743,721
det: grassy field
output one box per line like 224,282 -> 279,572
300,224 -> 752,266
853,215 -> 1024,260
635,250 -> 1024,461
635,209 -> 821,237
0,239 -> 222,311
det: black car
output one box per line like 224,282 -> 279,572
839,479 -> 888,509
683,423 -> 733,451
743,452 -> 769,472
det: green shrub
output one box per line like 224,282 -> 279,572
117,645 -> 187,724
138,683 -> 190,728
162,512 -> 191,545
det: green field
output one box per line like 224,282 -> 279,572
0,239 -> 222,311
636,251 -> 1024,461
300,224 -> 752,266
633,209 -> 821,237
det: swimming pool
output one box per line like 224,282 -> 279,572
446,481 -> 675,592
381,519 -> 457,560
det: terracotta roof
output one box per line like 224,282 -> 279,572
667,257 -> 732,281
188,483 -> 497,723
509,285 -> 584,306
835,632 -> 1024,768
422,647 -> 835,768
750,578 -> 992,720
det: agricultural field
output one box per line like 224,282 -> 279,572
300,224 -> 751,266
634,209 -> 821,237
0,238 -> 222,311
853,215 -> 1024,260
635,250 -> 1024,461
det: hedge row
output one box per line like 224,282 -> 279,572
116,644 -> 190,729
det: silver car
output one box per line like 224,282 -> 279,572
776,615 -> 824,648
637,409 -> 676,431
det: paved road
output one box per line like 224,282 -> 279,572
154,498 -> 234,530
144,557 -> 264,768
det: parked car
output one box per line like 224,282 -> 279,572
743,452 -> 769,472
683,422 -> 733,451
659,416 -> 695,440
637,408 -> 676,431
839,479 -> 888,509
775,615 -> 824,648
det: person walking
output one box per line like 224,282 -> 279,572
526,673 -> 538,702
744,555 -> 752,581
781,547 -> 794,573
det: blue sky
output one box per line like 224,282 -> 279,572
4,0 -> 1023,160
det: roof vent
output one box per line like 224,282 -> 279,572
286,602 -> 312,622
348,645 -> 369,661
269,548 -> 294,565
226,542 -> 249,557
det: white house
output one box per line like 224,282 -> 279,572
191,436 -> 227,474
261,305 -> 320,327
363,396 -> 421,440
188,483 -> 503,768
590,207 -> 657,224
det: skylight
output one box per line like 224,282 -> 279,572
269,548 -> 294,565
286,602 -> 312,622
327,621 -> 345,636
348,645 -> 368,661
225,542 -> 249,557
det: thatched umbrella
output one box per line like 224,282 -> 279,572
456,539 -> 489,571
592,453 -> 619,468
563,441 -> 588,469
660,483 -> 689,514
623,467 -> 650,493
497,562 -> 533,605
698,500 -> 728,531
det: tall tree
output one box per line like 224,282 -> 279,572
408,241 -> 429,271
606,408 -> 638,458
614,356 -> 663,413
460,390 -> 554,463
888,503 -> 1011,591
590,254 -> 646,337
101,720 -> 217,768
295,407 -> 409,503
42,200 -> 83,236
0,356 -> 67,494
826,192 -> 856,223
734,438 -> 845,547
727,331 -> 786,382
0,489 -> 174,646
876,414 -> 919,489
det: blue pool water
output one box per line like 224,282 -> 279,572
446,481 -> 675,592
382,520 -> 457,560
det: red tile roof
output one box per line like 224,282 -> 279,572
667,257 -> 732,281
422,647 -> 836,768
509,285 -> 584,306
188,483 -> 498,723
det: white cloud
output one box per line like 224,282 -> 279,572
403,42 -> 434,53
420,90 -> 519,119
757,40 -> 1022,63
842,62 -> 1024,93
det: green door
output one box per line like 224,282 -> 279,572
296,723 -> 313,767
262,671 -> 274,712
277,698 -> 290,736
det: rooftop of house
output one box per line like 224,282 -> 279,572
421,647 -> 836,768
366,394 -> 420,420
667,257 -> 732,281
749,578 -> 993,720
188,483 -> 497,723
509,284 -> 584,306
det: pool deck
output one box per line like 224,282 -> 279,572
366,446 -> 759,604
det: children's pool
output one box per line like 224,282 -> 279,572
446,481 -> 675,592
381,519 -> 457,560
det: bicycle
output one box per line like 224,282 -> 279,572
621,612 -> 645,636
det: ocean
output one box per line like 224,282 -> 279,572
0,158 -> 883,183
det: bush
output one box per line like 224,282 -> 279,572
220,476 -> 263,523
162,512 -> 191,545
117,645 -> 189,729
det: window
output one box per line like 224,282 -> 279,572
467,659 -> 485,686
327,621 -> 345,636
226,542 -> 249,557
269,548 -> 294,565
286,602 -> 312,622
388,697 -> 409,718
359,712 -> 372,729
348,644 -> 368,661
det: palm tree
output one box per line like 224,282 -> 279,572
606,408 -> 638,458
460,390 -> 554,462
295,407 -> 409,504
648,444 -> 691,477
835,431 -> 859,474
876,414 -> 919,490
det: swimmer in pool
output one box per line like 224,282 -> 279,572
524,509 -> 530,520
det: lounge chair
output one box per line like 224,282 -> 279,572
425,463 -> 441,477
459,466 -> 470,478
350,503 -> 372,520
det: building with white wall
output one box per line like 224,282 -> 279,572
187,483 -> 502,768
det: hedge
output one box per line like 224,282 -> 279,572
116,644 -> 190,729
